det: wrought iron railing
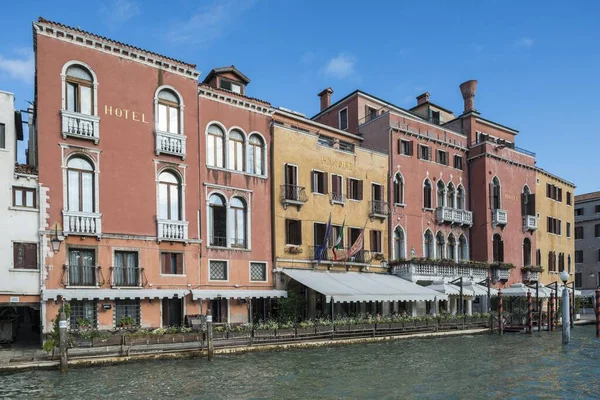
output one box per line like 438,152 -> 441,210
210,235 -> 227,247
280,185 -> 308,203
111,266 -> 141,287
330,192 -> 345,204
63,264 -> 101,287
369,200 -> 390,217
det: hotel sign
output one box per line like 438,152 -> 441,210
104,105 -> 149,123
504,193 -> 519,202
321,156 -> 354,171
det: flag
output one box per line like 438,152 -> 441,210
316,213 -> 332,265
332,217 -> 345,261
347,228 -> 365,259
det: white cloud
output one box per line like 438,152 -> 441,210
0,49 -> 34,85
516,37 -> 535,48
167,0 -> 258,46
102,0 -> 140,25
322,53 -> 357,80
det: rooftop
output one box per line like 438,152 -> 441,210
575,191 -> 600,202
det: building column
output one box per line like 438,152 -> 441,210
382,301 -> 390,316
450,297 -> 457,315
466,299 -> 473,316
411,302 -> 418,317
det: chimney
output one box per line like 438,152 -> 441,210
318,87 -> 334,111
416,92 -> 430,105
459,80 -> 478,113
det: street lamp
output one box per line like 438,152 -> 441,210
50,226 -> 62,255
560,270 -> 570,345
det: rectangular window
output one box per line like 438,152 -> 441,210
114,251 -> 140,286
115,300 -> 140,327
339,108 -> 348,130
250,262 -> 267,282
370,230 -> 382,253
209,260 -> 228,281
331,174 -> 343,197
0,123 -> 5,149
431,110 -> 441,124
366,106 -> 377,121
161,252 -> 183,275
436,150 -> 448,165
547,217 -> 562,235
13,187 -> 36,208
347,178 -> 363,200
285,219 -> 302,245
598,249 -> 600,262
567,192 -> 572,206
70,300 -> 97,329
220,79 -> 241,94
399,139 -> 412,156
575,250 -> 583,263
596,205 -> 600,213
575,272 -> 582,288
419,145 -> 430,161
13,242 -> 37,269
575,208 -> 584,216
453,155 -> 463,170
371,183 -> 383,202
311,171 -> 328,194
596,224 -> 600,237
575,226 -> 583,239
567,222 -> 571,238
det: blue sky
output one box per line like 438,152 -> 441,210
1,0 -> 598,193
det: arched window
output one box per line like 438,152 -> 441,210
447,234 -> 456,261
458,234 -> 468,261
492,234 -> 503,262
447,182 -> 455,209
248,134 -> 265,175
424,230 -> 434,259
158,171 -> 181,221
228,130 -> 245,171
491,177 -> 501,210
157,89 -> 180,134
209,194 -> 227,246
393,226 -> 406,260
207,124 -> 225,168
436,231 -> 445,259
523,238 -> 531,266
66,65 -> 93,115
67,157 -> 94,212
230,197 -> 247,248
437,180 -> 445,208
522,185 -> 531,217
456,185 -> 465,210
393,173 -> 404,205
423,179 -> 432,209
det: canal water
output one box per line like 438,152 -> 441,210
1,326 -> 599,399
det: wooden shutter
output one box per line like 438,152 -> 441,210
398,139 -> 402,154
408,141 -> 414,156
176,253 -> 183,274
536,249 -> 541,266
323,173 -> 328,194
296,220 -> 302,245
13,243 -> 37,269
435,150 -> 440,163
521,193 -> 526,216
498,240 -> 504,262
25,244 -> 37,269
160,253 -> 168,274
528,194 -> 535,215
311,171 -> 316,192
358,180 -> 363,200
285,220 -> 290,244
558,188 -> 563,202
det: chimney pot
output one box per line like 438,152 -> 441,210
459,80 -> 478,113
416,92 -> 430,105
318,87 -> 334,111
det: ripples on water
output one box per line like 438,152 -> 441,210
1,327 -> 600,399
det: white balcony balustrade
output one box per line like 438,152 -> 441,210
391,260 -> 489,283
436,207 -> 473,226
155,130 -> 186,159
492,209 -> 508,226
157,219 -> 188,242
61,110 -> 100,143
523,215 -> 537,231
63,211 -> 102,237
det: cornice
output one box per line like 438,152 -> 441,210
198,87 -> 273,116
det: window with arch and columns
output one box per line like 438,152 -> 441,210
63,152 -> 101,236
61,62 -> 100,142
393,173 -> 404,205
158,170 -> 182,221
458,234 -> 468,261
248,134 -> 265,175
491,177 -> 501,210
393,226 -> 406,260
447,233 -> 456,260
423,179 -> 432,209
206,123 -> 267,176
207,192 -> 250,249
67,156 -> 95,213
456,185 -> 465,210
156,88 -> 182,135
423,230 -> 434,259
436,231 -> 445,258
228,129 -> 245,171
446,182 -> 455,208
492,234 -> 504,262
523,238 -> 532,266
436,180 -> 445,208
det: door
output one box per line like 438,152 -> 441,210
210,299 -> 228,323
162,298 -> 183,327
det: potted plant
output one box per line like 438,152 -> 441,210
118,316 -> 136,329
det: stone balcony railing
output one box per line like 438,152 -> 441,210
155,130 -> 186,159
436,207 -> 473,226
391,260 -> 489,282
63,211 -> 102,237
522,215 -> 537,231
492,209 -> 508,226
157,219 -> 188,242
523,271 -> 539,282
61,110 -> 100,144
493,268 -> 511,281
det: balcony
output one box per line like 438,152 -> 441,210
155,130 -> 186,159
523,215 -> 537,231
63,264 -> 101,287
436,207 -> 473,226
309,246 -> 372,265
492,209 -> 508,226
63,211 -> 102,237
157,219 -> 188,242
330,192 -> 346,205
280,185 -> 308,210
209,236 -> 227,247
111,266 -> 141,287
369,200 -> 391,220
61,110 -> 100,144
391,260 -> 489,283
523,271 -> 539,282
493,268 -> 511,281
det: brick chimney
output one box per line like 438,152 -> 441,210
416,92 -> 430,105
459,80 -> 478,113
318,87 -> 334,111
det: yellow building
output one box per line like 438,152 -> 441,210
534,168 -> 576,285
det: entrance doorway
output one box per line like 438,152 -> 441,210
162,299 -> 183,327
0,305 -> 40,347
210,299 -> 228,323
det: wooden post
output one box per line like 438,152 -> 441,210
58,311 -> 68,373
570,284 -> 575,329
207,309 -> 214,361
549,292 -> 554,332
498,290 -> 503,336
595,289 -> 600,339
527,291 -> 533,334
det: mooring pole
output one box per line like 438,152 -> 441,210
58,310 -> 68,373
207,309 -> 214,361
498,290 -> 503,336
527,291 -> 533,334
570,282 -> 575,329
595,289 -> 600,339
549,292 -> 554,332
562,285 -> 570,345
536,281 -> 541,332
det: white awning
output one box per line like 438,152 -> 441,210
500,283 -> 551,298
427,281 -> 475,297
463,283 -> 498,297
283,269 -> 445,303
42,289 -> 189,301
191,290 -> 287,300
580,289 -> 597,298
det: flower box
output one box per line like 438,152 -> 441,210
335,325 -> 351,332
296,327 -> 316,336
253,329 -> 276,338
316,325 -> 333,334
354,323 -> 375,331
389,322 -> 405,330
276,328 -> 296,338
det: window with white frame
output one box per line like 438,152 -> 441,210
0,123 -> 5,149
70,300 -> 97,329
230,197 -> 247,248
436,180 -> 445,208
250,262 -> 267,281
67,156 -> 94,213
207,124 -> 225,168
248,134 -> 265,175
436,231 -> 445,258
209,194 -> 227,247
458,235 -> 468,260
65,65 -> 94,115
209,260 -> 228,280
228,129 -> 245,171
393,173 -> 404,205
446,182 -> 455,208
457,185 -> 465,210
393,226 -> 406,260
157,89 -> 180,134
424,230 -> 434,259
158,171 -> 181,221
